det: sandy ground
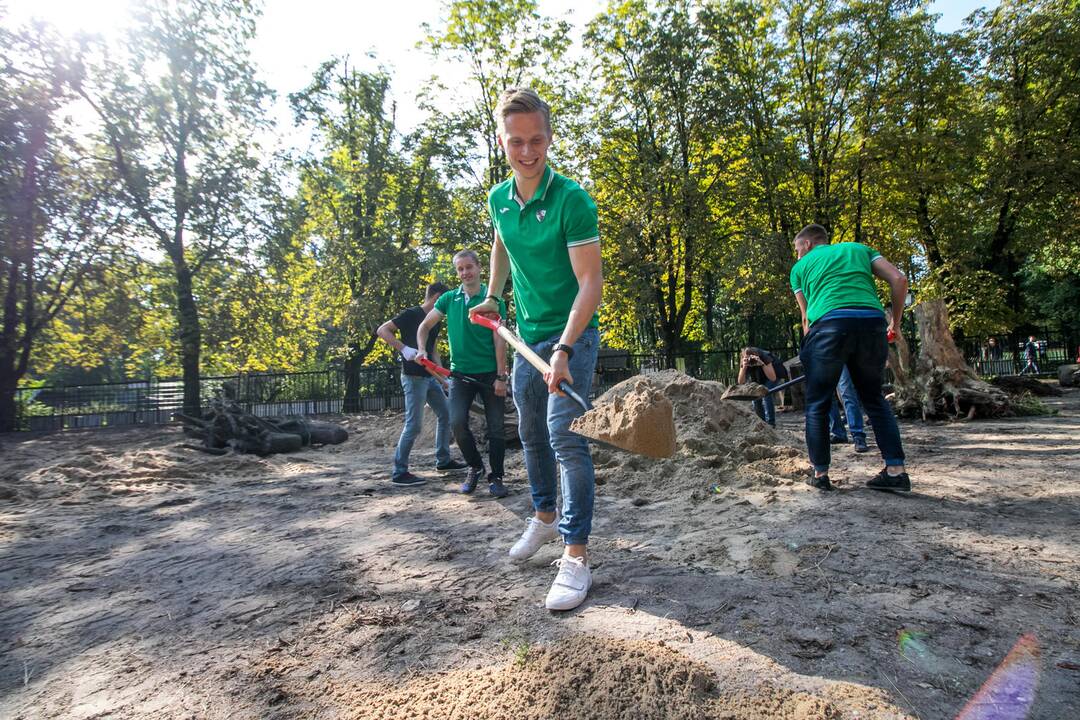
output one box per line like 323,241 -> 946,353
0,374 -> 1078,719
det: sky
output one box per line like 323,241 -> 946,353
7,0 -> 999,146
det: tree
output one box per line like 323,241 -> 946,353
587,0 -> 732,358
78,0 -> 270,417
973,0 -> 1080,315
421,0 -> 572,194
290,59 -> 455,410
0,21 -> 123,430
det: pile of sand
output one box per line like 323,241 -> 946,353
571,378 -> 676,458
589,371 -> 808,496
338,635 -> 846,720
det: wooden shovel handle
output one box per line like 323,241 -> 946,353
470,313 -> 590,412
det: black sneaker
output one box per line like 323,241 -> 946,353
488,474 -> 509,498
460,466 -> 484,494
830,435 -> 847,445
391,472 -> 426,487
853,436 -> 870,453
806,474 -> 835,491
436,459 -> 468,471
867,469 -> 911,492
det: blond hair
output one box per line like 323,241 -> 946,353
495,87 -> 552,136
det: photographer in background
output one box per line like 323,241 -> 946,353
737,347 -> 789,427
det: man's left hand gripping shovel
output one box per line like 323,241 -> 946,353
469,313 -> 675,458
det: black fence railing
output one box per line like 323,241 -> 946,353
11,331 -> 1077,433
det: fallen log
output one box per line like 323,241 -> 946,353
179,397 -> 348,456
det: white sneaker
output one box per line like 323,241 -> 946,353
545,553 -> 591,611
508,515 -> 560,561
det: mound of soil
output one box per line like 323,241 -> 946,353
340,635 -> 845,720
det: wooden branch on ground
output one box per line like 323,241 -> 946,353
179,396 -> 348,456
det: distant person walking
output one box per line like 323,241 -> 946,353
1020,335 -> 1040,376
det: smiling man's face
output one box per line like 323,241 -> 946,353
499,111 -> 551,185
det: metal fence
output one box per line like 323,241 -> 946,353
14,370 -> 346,432
12,331 -> 1077,433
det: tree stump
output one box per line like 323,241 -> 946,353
1059,364 -> 1080,388
891,300 -> 1015,419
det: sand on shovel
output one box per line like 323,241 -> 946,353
720,381 -> 769,401
570,377 -> 677,458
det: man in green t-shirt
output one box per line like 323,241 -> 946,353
416,250 -> 509,498
790,223 -> 911,492
468,88 -> 602,612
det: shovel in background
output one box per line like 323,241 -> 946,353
469,313 -> 675,458
721,374 -> 806,401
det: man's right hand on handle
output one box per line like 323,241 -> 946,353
468,299 -> 501,319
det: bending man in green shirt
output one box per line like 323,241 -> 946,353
469,88 -> 602,611
417,249 -> 509,498
790,223 -> 911,492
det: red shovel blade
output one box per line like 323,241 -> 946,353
417,357 -> 451,377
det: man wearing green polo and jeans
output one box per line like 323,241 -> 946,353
791,223 -> 911,492
416,249 -> 509,498
469,88 -> 603,612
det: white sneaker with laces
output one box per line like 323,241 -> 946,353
508,515 -> 560,561
544,552 -> 591,611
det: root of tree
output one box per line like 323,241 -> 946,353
890,300 -> 1020,420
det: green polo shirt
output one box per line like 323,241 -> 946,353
790,242 -> 884,325
434,283 -> 506,373
487,166 -> 600,344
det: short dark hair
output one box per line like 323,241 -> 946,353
425,282 -> 450,299
795,223 -> 829,246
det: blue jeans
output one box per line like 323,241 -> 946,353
829,367 -> 865,441
837,366 -> 865,440
752,378 -> 778,426
512,327 -> 599,546
801,316 -> 905,473
392,374 -> 451,478
448,373 -> 505,477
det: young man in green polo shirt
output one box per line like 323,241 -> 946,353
416,249 -> 510,498
790,223 -> 911,492
469,88 -> 602,612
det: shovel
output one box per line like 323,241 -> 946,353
721,374 -> 806,401
417,357 -> 488,388
469,313 -> 675,458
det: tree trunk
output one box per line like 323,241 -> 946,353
891,299 -> 1015,419
0,374 -> 18,432
342,350 -> 362,413
174,267 -> 202,419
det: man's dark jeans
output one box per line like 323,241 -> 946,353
448,372 -> 505,477
800,315 -> 905,473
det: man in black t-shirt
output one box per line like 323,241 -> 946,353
376,282 -> 466,486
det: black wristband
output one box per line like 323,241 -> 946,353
486,295 -> 500,303
553,343 -> 574,360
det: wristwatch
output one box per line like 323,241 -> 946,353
496,374 -> 509,382
553,343 -> 575,360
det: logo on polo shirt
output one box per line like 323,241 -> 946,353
536,209 -> 546,223
499,207 -> 510,214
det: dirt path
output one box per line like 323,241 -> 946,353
1,381 -> 1077,719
